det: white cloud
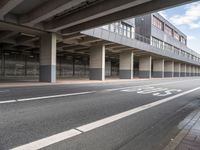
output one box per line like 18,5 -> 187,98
170,2 -> 200,29
187,35 -> 196,40
159,11 -> 167,19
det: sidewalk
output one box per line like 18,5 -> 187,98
164,109 -> 200,150
0,78 -> 148,88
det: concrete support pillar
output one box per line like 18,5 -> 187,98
192,66 -> 196,76
198,67 -> 200,76
190,65 -> 193,76
40,33 -> 56,82
193,66 -> 196,76
174,62 -> 181,77
195,67 -> 198,76
181,64 -> 187,77
139,56 -> 152,78
152,59 -> 164,78
119,51 -> 134,79
164,61 -> 174,77
186,65 -> 191,76
89,45 -> 105,80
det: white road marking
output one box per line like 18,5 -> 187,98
11,86 -> 200,150
0,100 -> 16,104
0,91 -> 96,104
11,129 -> 81,150
122,86 -> 182,97
77,87 -> 200,132
17,91 -> 96,102
1,78 -> 200,104
103,79 -> 200,92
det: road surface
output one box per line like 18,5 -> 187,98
0,77 -> 200,150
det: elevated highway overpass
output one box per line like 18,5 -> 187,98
0,0 -> 199,82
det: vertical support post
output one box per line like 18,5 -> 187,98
181,64 -> 186,77
139,56 -> 152,78
89,45 -> 105,80
119,51 -> 134,79
164,61 -> 174,77
174,62 -> 181,77
152,59 -> 164,78
40,33 -> 56,82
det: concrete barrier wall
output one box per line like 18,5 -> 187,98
0,51 -> 119,79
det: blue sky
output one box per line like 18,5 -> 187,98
158,1 -> 200,53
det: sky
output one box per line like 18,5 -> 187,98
158,1 -> 200,53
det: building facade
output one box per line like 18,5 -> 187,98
0,13 -> 200,82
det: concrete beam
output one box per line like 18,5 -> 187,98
45,0 -> 150,31
0,0 -> 24,19
63,33 -> 86,41
0,21 -> 45,36
0,30 -> 17,42
20,0 -> 88,26
106,44 -> 126,49
61,0 -> 194,33
79,37 -> 102,44
16,35 -> 39,44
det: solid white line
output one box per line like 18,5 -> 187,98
11,129 -> 81,150
17,91 -> 96,102
0,100 -> 16,104
77,87 -> 200,132
1,78 -> 200,104
0,91 -> 96,104
11,86 -> 200,150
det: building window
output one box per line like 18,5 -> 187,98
165,25 -> 173,36
164,43 -> 173,51
174,31 -> 179,41
121,22 -> 132,38
174,47 -> 180,54
152,16 -> 163,30
180,36 -> 186,45
151,37 -> 163,49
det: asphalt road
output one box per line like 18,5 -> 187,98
0,77 -> 200,150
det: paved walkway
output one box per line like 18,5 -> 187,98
164,109 -> 200,150
0,78 -> 147,88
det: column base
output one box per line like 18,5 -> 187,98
139,71 -> 151,78
174,72 -> 180,77
89,68 -> 104,80
152,71 -> 163,78
39,65 -> 56,82
186,73 -> 191,77
119,70 -> 133,79
164,72 -> 173,77
180,72 -> 186,77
